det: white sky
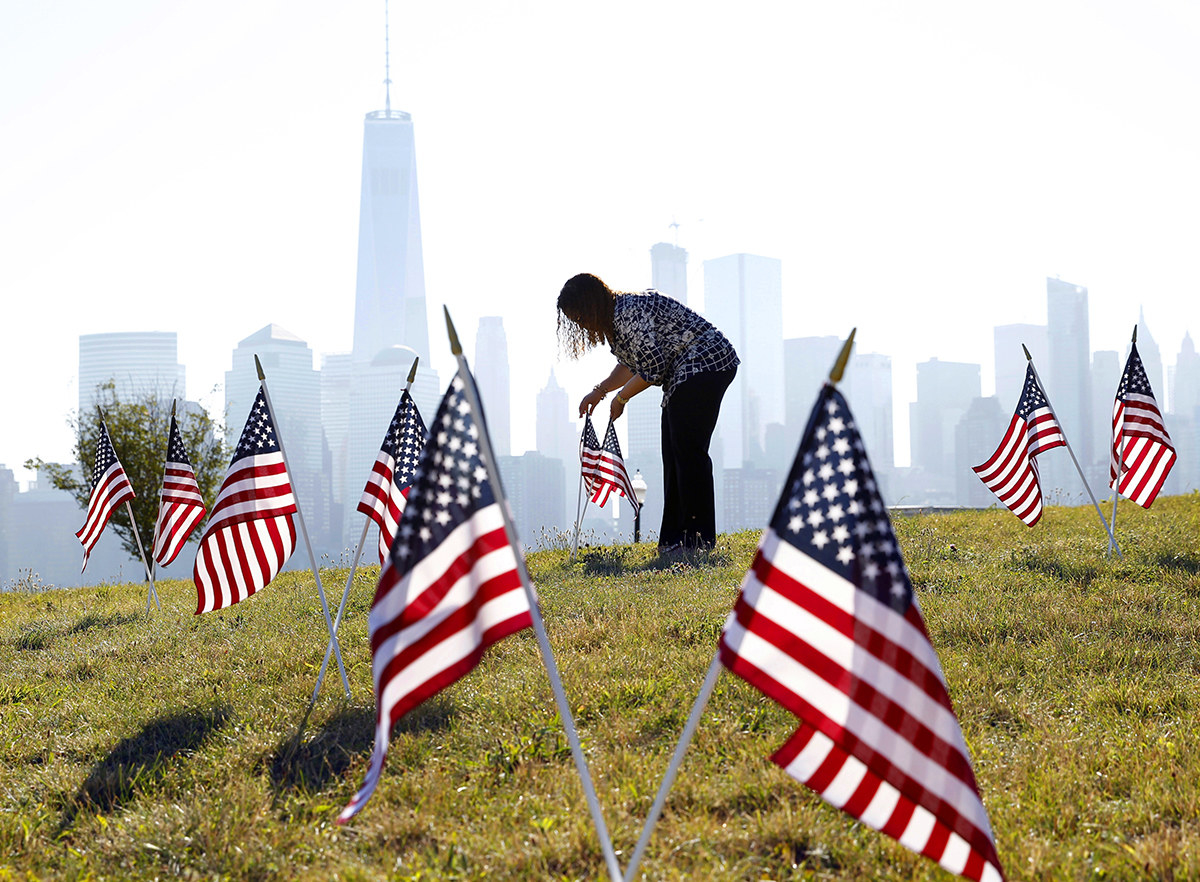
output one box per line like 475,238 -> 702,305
3,0 -> 1199,484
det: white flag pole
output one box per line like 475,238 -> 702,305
571,421 -> 590,562
446,309 -> 622,882
1107,326 -> 1138,556
125,500 -> 160,612
623,652 -> 723,881
1024,346 -> 1122,557
256,355 -> 352,699
311,358 -> 422,706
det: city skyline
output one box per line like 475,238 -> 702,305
4,2 -> 1200,490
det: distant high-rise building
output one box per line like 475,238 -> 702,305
1173,332 -> 1200,419
993,324 -> 1047,405
703,253 -> 784,469
78,331 -> 185,414
226,325 -> 336,557
910,358 -> 980,500
955,396 -> 1007,507
844,352 -> 894,474
723,466 -> 780,533
624,388 -> 664,543
650,242 -> 688,305
1133,308 -> 1164,409
497,452 -> 565,550
1044,278 -> 1093,476
1091,350 -> 1121,452
784,336 -> 843,432
474,317 -> 511,457
320,353 -> 353,529
536,369 -> 574,464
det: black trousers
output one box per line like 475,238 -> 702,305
658,367 -> 737,549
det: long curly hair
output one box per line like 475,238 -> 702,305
556,273 -> 617,359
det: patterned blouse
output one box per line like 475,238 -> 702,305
610,290 -> 740,404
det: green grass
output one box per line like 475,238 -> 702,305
3,496 -> 1200,880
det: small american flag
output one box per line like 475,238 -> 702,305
973,364 -> 1065,526
192,388 -> 297,615
1111,341 -> 1175,508
357,390 -> 428,564
76,420 -> 136,573
719,384 -> 1004,882
580,414 -> 640,512
151,412 -> 207,567
338,370 -> 533,823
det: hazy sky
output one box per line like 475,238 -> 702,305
3,1 -> 1199,484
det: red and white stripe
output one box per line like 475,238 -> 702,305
193,453 -> 297,614
973,406 -> 1063,527
152,462 -> 206,566
1111,394 -> 1175,508
581,443 -> 639,511
357,451 -> 413,565
338,502 -> 532,823
76,462 -> 135,573
720,530 -> 1004,882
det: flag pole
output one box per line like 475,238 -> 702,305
1107,326 -> 1137,555
255,355 -> 352,699
1023,345 -> 1122,557
310,357 -> 421,707
147,398 -> 181,606
624,329 -> 858,880
570,421 -> 590,562
445,308 -> 622,882
97,407 -> 159,611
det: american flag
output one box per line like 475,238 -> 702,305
719,384 -> 1004,882
338,370 -> 533,823
580,414 -> 640,512
192,388 -> 297,615
76,420 -> 136,573
972,364 -> 1065,526
151,412 -> 207,567
357,390 -> 428,564
1111,341 -> 1175,508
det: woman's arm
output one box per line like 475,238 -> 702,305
578,363 -> 637,416
609,373 -> 652,421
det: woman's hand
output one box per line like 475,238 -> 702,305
579,387 -> 605,417
609,394 -> 626,421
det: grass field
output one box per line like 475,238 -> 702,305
3,495 -> 1200,881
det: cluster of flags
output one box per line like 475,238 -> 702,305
975,336 -> 1175,533
76,323 -> 1185,881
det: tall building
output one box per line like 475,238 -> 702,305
497,452 -> 566,550
909,358 -> 981,501
474,317 -> 511,457
703,253 -> 784,470
1133,309 -> 1164,410
226,325 -> 337,557
993,324 -> 1048,406
844,352 -> 895,478
650,242 -> 688,305
1044,278 -> 1093,488
1173,332 -> 1200,419
955,396 -> 1007,507
78,331 -> 185,414
784,336 -> 843,431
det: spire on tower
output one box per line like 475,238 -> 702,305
384,0 -> 393,114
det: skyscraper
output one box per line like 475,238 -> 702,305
78,331 -> 185,414
909,358 -> 980,501
474,317 -> 511,457
1133,308 -> 1164,410
703,253 -> 784,470
993,323 -> 1047,406
650,242 -> 688,305
1045,278 -> 1093,478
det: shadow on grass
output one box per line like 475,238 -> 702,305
10,611 -> 142,652
58,705 -> 231,833
1007,547 -> 1102,587
1153,553 -> 1200,575
268,698 -> 455,795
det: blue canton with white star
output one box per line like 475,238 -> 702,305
1118,344 -> 1155,401
91,424 -> 122,490
390,373 -> 496,572
383,391 -> 428,487
1016,365 -> 1051,420
773,385 -> 912,614
230,389 -> 281,465
167,416 -> 192,465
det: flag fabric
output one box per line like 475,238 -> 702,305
76,421 -> 136,573
151,413 -> 207,567
580,415 -> 640,512
192,388 -> 297,614
338,370 -> 533,823
357,390 -> 429,564
972,364 -> 1065,526
719,384 -> 1004,882
1111,341 -> 1175,508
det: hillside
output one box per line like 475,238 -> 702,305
3,497 -> 1200,880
